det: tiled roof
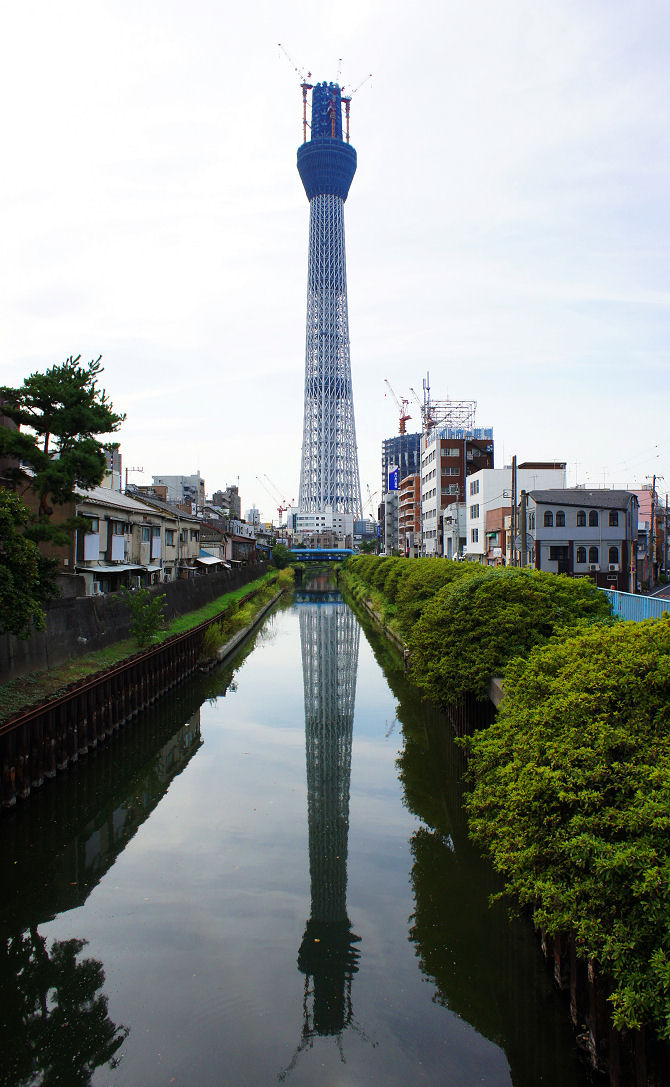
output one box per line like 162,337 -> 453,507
529,488 -> 637,509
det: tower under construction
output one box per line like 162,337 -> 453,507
296,80 -> 362,529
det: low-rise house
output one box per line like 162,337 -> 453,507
126,486 -> 201,580
527,488 -> 638,592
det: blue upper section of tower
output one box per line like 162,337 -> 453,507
297,81 -> 357,202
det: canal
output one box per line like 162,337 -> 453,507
0,578 -> 597,1086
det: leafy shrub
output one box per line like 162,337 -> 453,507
121,587 -> 167,648
408,566 -> 612,702
272,543 -> 291,569
394,559 -> 486,636
464,617 -> 670,1038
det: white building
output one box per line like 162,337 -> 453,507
465,463 -> 567,563
293,506 -> 354,541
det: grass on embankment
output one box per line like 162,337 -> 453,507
0,573 -> 277,725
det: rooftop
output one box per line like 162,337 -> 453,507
528,488 -> 637,509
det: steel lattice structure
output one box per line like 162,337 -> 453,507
297,82 -> 362,518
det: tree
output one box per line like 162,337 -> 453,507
0,356 -> 125,626
0,490 -> 45,637
121,587 -> 167,648
272,543 -> 291,569
0,355 -> 125,537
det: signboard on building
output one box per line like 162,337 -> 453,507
387,465 -> 399,491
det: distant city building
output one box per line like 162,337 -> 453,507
212,484 -> 241,519
421,426 -> 494,556
246,506 -> 260,526
102,445 -> 122,491
153,472 -> 205,511
381,433 -> 421,498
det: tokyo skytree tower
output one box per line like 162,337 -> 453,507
296,80 -> 362,518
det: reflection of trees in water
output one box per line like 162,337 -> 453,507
0,927 -> 127,1087
280,597 -> 374,1079
342,598 -> 592,1086
396,695 -> 593,1086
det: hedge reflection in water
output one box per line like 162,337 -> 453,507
352,601 -> 596,1087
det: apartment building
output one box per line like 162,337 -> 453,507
420,426 -> 494,555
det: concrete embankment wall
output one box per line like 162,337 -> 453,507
1,563 -> 268,683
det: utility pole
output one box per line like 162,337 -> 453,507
511,456 -> 517,566
647,474 -> 665,590
649,474 -> 656,590
519,489 -> 527,567
661,491 -> 665,578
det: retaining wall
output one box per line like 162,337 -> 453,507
1,563 -> 268,682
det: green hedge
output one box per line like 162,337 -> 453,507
464,617 -> 670,1038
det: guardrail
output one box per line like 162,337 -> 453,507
602,588 -> 670,622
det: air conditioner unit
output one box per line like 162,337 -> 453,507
608,563 -> 620,572
589,563 -> 598,571
92,581 -> 102,595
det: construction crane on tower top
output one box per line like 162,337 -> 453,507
384,380 -> 411,435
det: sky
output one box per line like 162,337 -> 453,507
2,0 -> 669,523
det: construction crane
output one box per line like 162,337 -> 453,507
256,475 -> 294,524
384,379 -> 411,435
278,43 -> 313,142
362,485 -> 378,516
410,376 -> 436,434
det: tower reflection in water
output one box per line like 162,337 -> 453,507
281,583 -> 367,1077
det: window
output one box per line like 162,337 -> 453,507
470,504 -> 479,518
152,525 -> 160,537
609,510 -> 619,526
469,479 -> 479,495
87,517 -> 99,531
529,512 -> 535,530
589,546 -> 599,564
471,528 -> 479,543
141,526 -> 151,542
589,510 -> 599,527
180,530 -> 188,543
609,546 -> 619,564
555,510 -> 565,527
165,530 -> 175,545
576,546 -> 586,564
111,520 -> 125,535
544,511 -> 554,527
190,529 -> 199,541
576,510 -> 586,527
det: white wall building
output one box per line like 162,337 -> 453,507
465,464 -> 567,562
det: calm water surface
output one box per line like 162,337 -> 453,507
1,579 -> 596,1086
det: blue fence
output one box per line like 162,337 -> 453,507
602,588 -> 670,622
